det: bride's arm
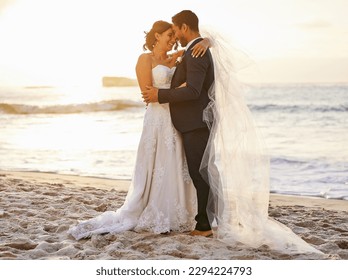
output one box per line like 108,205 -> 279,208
191,37 -> 211,57
176,82 -> 186,88
135,53 -> 152,93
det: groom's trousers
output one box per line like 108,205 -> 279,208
182,126 -> 212,231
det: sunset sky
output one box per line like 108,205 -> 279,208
0,0 -> 347,86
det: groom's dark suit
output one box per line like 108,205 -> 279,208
158,38 -> 214,231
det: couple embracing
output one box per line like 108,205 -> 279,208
69,10 -> 214,239
69,10 -> 323,256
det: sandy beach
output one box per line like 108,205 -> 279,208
0,170 -> 347,260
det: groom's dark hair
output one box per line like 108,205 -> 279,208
172,10 -> 199,32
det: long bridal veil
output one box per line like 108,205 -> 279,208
200,26 -> 323,255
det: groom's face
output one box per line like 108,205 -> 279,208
172,24 -> 188,47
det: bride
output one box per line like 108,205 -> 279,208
68,20 -> 210,239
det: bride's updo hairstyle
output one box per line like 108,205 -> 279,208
143,20 -> 177,51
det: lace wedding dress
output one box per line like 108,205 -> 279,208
68,65 -> 196,240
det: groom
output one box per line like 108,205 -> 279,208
142,10 -> 215,237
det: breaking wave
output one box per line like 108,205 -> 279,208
0,100 -> 143,115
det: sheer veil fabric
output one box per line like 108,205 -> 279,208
200,27 -> 323,255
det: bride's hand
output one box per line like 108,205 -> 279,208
191,38 -> 211,58
176,82 -> 187,88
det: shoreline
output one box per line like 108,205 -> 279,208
1,170 -> 347,260
0,170 -> 130,192
1,170 -> 347,211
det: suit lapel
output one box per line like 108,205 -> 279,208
171,38 -> 203,88
171,55 -> 186,88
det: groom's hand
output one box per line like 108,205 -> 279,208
142,86 -> 159,103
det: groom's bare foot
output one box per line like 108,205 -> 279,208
189,229 -> 213,237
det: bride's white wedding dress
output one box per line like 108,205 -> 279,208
68,65 -> 196,240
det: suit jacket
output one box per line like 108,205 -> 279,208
158,38 -> 214,133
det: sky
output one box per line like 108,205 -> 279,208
0,0 -> 347,86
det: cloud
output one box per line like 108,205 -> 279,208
295,19 -> 332,29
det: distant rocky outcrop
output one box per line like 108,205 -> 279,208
102,77 -> 138,87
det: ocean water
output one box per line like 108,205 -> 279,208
0,83 -> 347,200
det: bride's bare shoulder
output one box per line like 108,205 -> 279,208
137,53 -> 152,63
136,53 -> 152,70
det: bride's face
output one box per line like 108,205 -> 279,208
156,28 -> 176,52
